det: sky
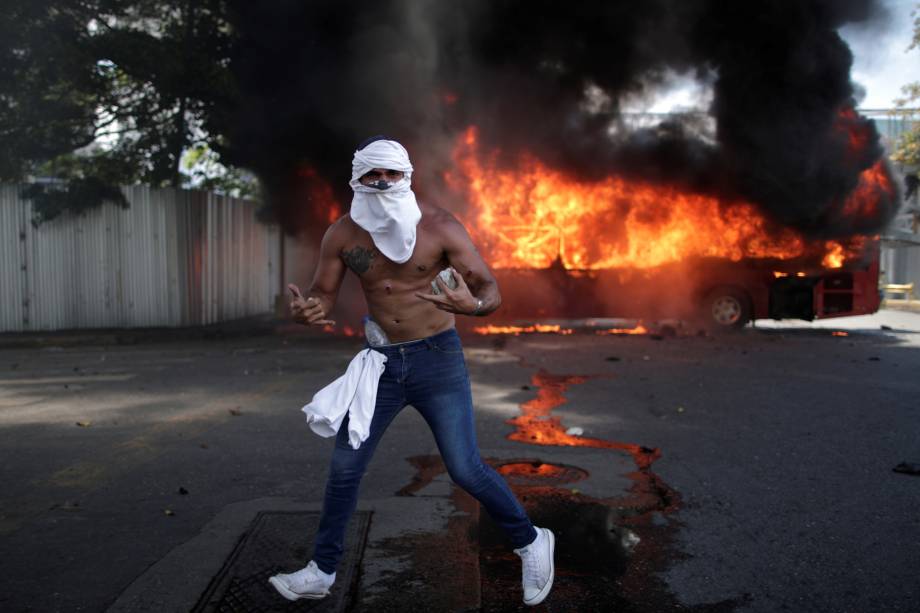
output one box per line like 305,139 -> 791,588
632,0 -> 918,113
842,0 -> 918,108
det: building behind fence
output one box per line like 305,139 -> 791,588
0,185 -> 281,332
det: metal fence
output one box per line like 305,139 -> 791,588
0,185 -> 281,332
863,110 -> 920,291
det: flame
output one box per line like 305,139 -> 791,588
596,324 -> 649,335
447,126 -> 881,271
496,462 -> 571,479
831,331 -> 849,337
507,371 -> 660,469
831,108 -> 893,224
321,324 -> 356,337
841,162 -> 891,222
472,323 -> 573,336
822,241 -> 846,268
837,107 -> 871,154
298,166 -> 341,223
771,270 -> 810,277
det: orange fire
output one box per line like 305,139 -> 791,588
596,323 -> 649,335
472,323 -> 573,335
507,371 -> 660,469
298,166 -> 341,223
446,126 -> 885,271
496,462 -> 572,480
831,331 -> 849,337
322,324 -> 356,337
822,241 -> 846,268
842,162 -> 890,221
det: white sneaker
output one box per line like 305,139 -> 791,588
268,560 -> 336,601
513,526 -> 555,606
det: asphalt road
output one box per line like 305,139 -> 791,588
0,310 -> 918,612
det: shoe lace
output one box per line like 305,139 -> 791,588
294,562 -> 325,588
520,545 -> 541,583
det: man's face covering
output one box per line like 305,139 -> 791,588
359,168 -> 406,191
349,139 -> 421,264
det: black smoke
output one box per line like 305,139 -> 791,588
228,0 -> 899,239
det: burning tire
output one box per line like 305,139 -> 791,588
701,286 -> 751,330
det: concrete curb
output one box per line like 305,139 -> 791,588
0,315 -> 324,350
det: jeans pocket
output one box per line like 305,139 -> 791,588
430,336 -> 465,354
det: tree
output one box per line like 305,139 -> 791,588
0,0 -> 245,223
891,3 -> 920,170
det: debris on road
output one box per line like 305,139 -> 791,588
75,421 -> 91,427
893,462 -> 920,476
50,500 -> 80,511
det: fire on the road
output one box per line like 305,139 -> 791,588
596,324 -> 649,336
472,324 -> 574,336
507,371 -> 660,470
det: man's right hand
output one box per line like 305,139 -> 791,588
288,283 -> 335,326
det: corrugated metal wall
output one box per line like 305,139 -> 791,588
865,111 -> 920,291
0,184 -> 280,331
882,242 -> 920,288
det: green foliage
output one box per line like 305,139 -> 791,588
891,122 -> 920,165
2,1 -> 249,224
21,178 -> 129,227
181,143 -> 260,199
0,2 -> 106,179
891,3 -> 920,167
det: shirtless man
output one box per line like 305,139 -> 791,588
268,137 -> 556,606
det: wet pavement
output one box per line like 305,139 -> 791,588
1,310 -> 919,612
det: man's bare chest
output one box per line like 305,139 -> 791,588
339,234 -> 446,282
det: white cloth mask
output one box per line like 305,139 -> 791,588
349,139 -> 421,264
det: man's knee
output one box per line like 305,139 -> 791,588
328,451 -> 368,485
446,455 -> 489,490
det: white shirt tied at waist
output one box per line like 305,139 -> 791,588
301,348 -> 387,449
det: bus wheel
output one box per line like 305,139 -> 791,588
702,287 -> 751,330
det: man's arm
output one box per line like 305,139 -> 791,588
415,212 -> 501,316
290,219 -> 347,325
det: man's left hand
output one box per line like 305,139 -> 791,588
415,267 -> 478,315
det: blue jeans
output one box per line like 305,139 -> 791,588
311,327 -> 537,574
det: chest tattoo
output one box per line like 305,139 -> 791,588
341,246 -> 377,275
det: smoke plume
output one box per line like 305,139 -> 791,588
228,0 -> 898,239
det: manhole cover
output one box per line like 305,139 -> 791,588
495,461 -> 589,486
192,510 -> 370,613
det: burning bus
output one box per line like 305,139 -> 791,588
484,244 -> 882,330
238,1 -> 904,335
446,125 -> 892,330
